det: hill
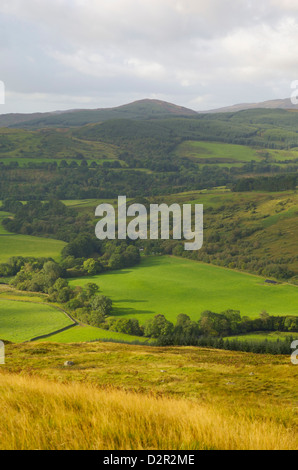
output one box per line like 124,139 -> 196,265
0,99 -> 197,129
0,342 -> 297,450
205,97 -> 298,113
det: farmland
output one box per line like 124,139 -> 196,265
0,101 -> 297,450
0,299 -> 74,342
41,325 -> 153,344
0,233 -> 65,264
69,256 -> 298,324
176,140 -> 298,166
0,206 -> 66,263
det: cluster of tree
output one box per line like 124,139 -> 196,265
197,310 -> 298,336
62,238 -> 141,275
233,174 -> 297,192
0,256 -> 52,278
0,157 -> 295,200
1,199 -> 78,241
95,310 -> 298,345
0,163 -> 236,200
7,258 -> 113,327
189,335 -> 295,355
0,200 -> 141,274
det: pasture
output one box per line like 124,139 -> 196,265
42,325 -> 153,344
69,256 -> 298,324
0,299 -> 74,342
176,141 -> 261,163
0,233 -> 65,263
176,140 -> 298,165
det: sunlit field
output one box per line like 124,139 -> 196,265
69,256 -> 298,324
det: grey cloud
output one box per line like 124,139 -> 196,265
0,0 -> 298,113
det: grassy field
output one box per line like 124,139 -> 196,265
226,331 -> 298,342
41,325 -> 154,344
0,342 -> 297,450
0,299 -> 74,342
176,141 -> 260,163
176,140 -> 298,165
0,233 -> 65,263
0,286 -> 152,345
69,256 -> 298,325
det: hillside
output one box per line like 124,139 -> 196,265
0,342 -> 296,450
0,99 -> 198,129
205,98 -> 298,113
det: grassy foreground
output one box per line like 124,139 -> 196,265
1,342 -> 297,450
0,371 -> 296,451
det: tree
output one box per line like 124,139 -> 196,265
83,259 -> 97,275
144,315 -> 174,338
91,295 -> 112,317
85,283 -> 100,299
43,261 -> 63,285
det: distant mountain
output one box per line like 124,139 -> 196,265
0,112 -> 54,128
0,99 -> 198,129
204,98 -> 298,113
2,97 -> 298,129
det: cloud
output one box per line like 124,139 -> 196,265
0,0 -> 298,113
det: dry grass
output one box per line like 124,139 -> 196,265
0,372 -> 296,450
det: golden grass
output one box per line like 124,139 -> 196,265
0,372 -> 296,450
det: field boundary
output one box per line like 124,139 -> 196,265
29,323 -> 77,342
0,297 -> 78,342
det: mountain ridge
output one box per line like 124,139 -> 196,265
1,97 -> 298,129
203,97 -> 298,113
0,99 -> 198,129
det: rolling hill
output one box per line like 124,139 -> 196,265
0,99 -> 198,129
204,97 -> 298,113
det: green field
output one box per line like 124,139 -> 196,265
176,141 -> 261,163
69,256 -> 298,324
0,234 -> 65,263
176,140 -> 298,165
0,299 -> 74,342
226,331 -> 298,342
42,325 -> 154,344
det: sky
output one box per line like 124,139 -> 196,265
0,0 -> 298,114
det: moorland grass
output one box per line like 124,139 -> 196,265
0,372 -> 295,450
1,342 -> 297,450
